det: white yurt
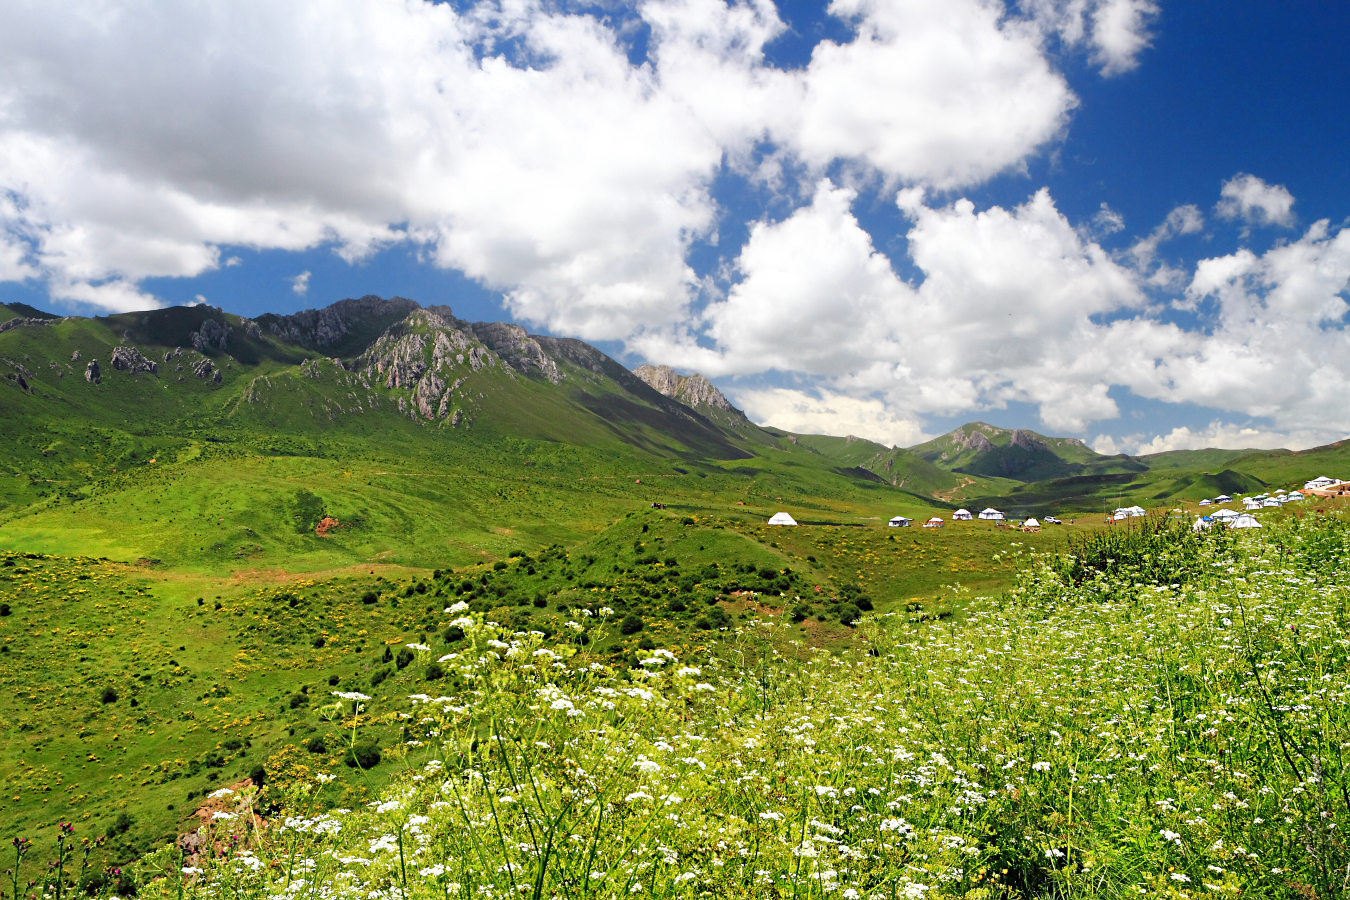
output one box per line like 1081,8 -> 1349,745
1229,513 -> 1262,529
978,508 -> 1004,520
767,512 -> 798,526
888,516 -> 913,527
952,509 -> 974,521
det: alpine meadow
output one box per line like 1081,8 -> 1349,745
4,1 -> 1350,898
3,296 -> 1350,899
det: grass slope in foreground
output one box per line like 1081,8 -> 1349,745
13,511 -> 1344,900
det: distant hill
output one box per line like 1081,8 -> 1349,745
911,422 -> 1146,482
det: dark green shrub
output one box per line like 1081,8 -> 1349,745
99,686 -> 118,704
395,648 -> 414,670
425,662 -> 445,681
839,603 -> 862,626
620,614 -> 644,635
361,591 -> 378,604
344,742 -> 382,769
306,736 -> 327,754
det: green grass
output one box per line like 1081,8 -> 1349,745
36,509 -> 1342,900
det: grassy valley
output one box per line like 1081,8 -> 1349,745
4,296 -> 1350,896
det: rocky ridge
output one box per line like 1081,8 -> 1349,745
633,365 -> 740,414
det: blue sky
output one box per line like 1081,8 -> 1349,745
1,0 -> 1347,453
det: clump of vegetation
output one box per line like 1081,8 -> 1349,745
1055,516 -> 1237,588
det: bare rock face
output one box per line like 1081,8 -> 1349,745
357,310 -> 485,422
266,295 -> 418,349
633,365 -> 739,413
192,358 -> 222,383
110,346 -> 158,375
190,318 -> 230,353
465,322 -> 561,384
85,359 -> 101,383
952,428 -> 996,454
71,350 -> 81,362
1009,429 -> 1048,453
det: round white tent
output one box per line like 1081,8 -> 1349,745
767,512 -> 798,526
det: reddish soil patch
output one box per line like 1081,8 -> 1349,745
315,516 -> 339,536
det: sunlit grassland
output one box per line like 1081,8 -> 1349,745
89,511 -> 1350,900
0,498 -> 1046,878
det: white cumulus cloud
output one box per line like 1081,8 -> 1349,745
1216,173 -> 1296,227
1094,422 -> 1342,455
732,386 -> 929,448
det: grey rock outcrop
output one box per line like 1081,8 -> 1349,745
0,316 -> 64,334
358,309 -> 482,422
634,365 -> 739,413
85,359 -> 101,383
71,350 -> 81,362
190,318 -> 230,353
1009,429 -> 1048,453
952,428 -> 996,454
192,359 -> 222,383
264,295 -> 419,350
465,322 -> 561,384
110,346 -> 158,375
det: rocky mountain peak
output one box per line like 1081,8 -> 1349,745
951,427 -> 996,453
465,321 -> 563,385
633,365 -> 739,413
262,295 -> 420,350
1010,429 -> 1048,452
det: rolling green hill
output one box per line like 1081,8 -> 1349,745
912,421 -> 1146,482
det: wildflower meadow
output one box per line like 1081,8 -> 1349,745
41,512 -> 1339,900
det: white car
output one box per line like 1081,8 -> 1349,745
1043,516 -> 1063,525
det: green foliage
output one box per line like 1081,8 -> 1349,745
1057,516 -> 1236,588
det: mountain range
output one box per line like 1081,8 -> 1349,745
2,295 -> 1346,566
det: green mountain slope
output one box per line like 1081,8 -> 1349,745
0,296 -> 951,570
912,421 -> 1146,482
